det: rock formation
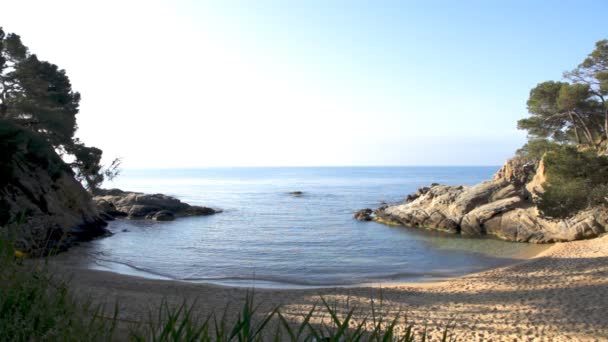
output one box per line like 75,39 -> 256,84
358,156 -> 608,243
0,124 -> 109,255
93,189 -> 219,221
353,208 -> 373,221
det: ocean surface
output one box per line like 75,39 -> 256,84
65,167 -> 547,288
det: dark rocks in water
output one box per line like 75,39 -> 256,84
289,191 -> 304,196
93,189 -> 220,221
184,206 -> 217,216
354,208 -> 373,221
95,199 -> 126,218
129,204 -> 160,218
147,210 -> 175,221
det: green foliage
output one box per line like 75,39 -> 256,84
129,292 -> 456,342
516,138 -> 560,164
0,27 -> 119,191
0,29 -> 79,148
0,231 -> 118,341
0,120 -> 68,184
537,146 -> 608,218
519,39 -> 608,148
517,81 -> 602,146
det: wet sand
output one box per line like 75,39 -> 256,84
52,234 -> 608,341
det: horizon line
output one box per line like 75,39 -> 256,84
118,164 -> 503,170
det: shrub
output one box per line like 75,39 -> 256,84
537,145 -> 608,218
0,234 -> 117,341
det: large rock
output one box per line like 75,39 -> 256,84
369,156 -> 608,243
460,196 -> 523,235
0,123 -> 109,255
493,155 -> 535,186
93,188 -> 219,220
483,207 -> 608,243
525,158 -> 546,200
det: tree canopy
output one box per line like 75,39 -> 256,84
518,40 -> 608,148
0,27 -> 119,191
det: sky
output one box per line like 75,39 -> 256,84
1,0 -> 607,167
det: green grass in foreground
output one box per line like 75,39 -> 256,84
0,236 -> 455,341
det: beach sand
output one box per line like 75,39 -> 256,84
51,234 -> 608,341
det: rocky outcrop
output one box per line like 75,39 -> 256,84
93,189 -> 219,221
354,208 -> 373,221
483,207 -> 608,242
525,159 -> 546,200
492,155 -> 535,186
0,123 -> 109,255
366,156 -> 608,243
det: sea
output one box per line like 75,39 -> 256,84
63,166 -> 547,288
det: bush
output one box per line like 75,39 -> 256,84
537,146 -> 608,218
0,234 -> 117,341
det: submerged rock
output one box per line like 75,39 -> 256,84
366,156 -> 608,243
93,188 -> 219,220
289,191 -> 304,196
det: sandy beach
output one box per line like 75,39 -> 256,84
49,234 -> 608,341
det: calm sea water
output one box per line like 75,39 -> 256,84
65,167 -> 546,288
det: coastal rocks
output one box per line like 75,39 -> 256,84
493,155 -> 535,185
93,188 -> 219,221
147,210 -> 175,221
459,196 -> 524,235
0,123 -> 109,255
377,179 -> 524,235
289,191 -> 304,197
525,159 -> 546,200
483,207 -> 608,243
354,208 -> 373,221
368,156 -> 608,243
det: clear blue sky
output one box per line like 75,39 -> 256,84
2,0 -> 607,167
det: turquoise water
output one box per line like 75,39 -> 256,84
71,167 -> 546,288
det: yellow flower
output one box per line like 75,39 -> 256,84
14,250 -> 26,258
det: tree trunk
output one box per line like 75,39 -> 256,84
569,113 -> 582,144
572,111 -> 596,147
605,107 -> 608,146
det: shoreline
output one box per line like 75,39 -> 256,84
50,235 -> 549,290
49,234 -> 608,340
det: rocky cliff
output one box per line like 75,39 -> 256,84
0,122 -> 109,255
358,157 -> 608,243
